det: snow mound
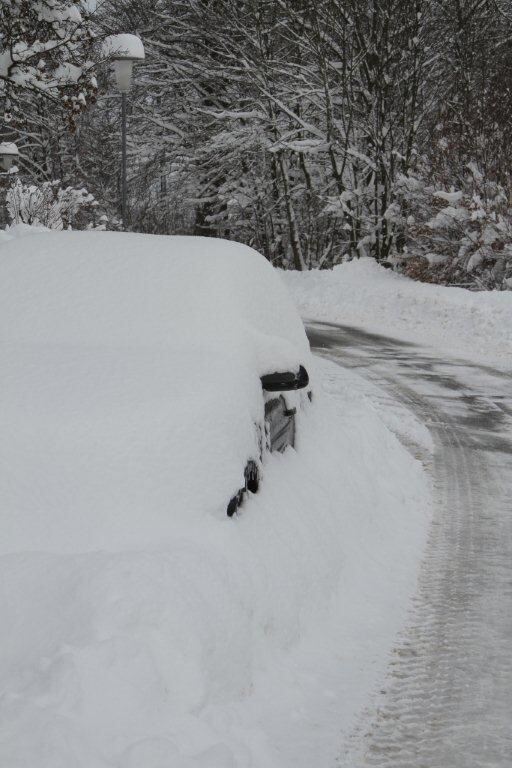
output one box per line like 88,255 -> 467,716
0,231 -> 311,552
0,232 -> 431,767
0,230 -> 308,363
283,257 -> 512,367
0,222 -> 48,244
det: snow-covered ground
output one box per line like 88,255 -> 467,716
0,231 -> 431,768
307,323 -> 512,768
283,258 -> 512,367
0,359 -> 430,768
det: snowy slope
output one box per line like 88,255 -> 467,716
0,231 -> 431,768
283,258 -> 512,367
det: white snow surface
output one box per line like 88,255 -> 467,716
283,258 -> 512,367
0,142 -> 19,156
0,232 -> 431,767
0,222 -> 48,244
1,231 -> 311,551
102,33 -> 145,60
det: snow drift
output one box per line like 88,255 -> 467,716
283,257 -> 512,367
0,231 -> 311,551
0,231 -> 431,768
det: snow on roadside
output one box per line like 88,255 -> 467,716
282,258 -> 512,368
318,353 -> 435,464
0,359 -> 431,768
0,230 -> 432,767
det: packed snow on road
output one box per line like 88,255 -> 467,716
0,230 -> 431,768
285,259 -> 512,767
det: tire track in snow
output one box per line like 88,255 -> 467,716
307,322 -> 512,768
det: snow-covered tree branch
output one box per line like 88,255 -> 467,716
0,0 -> 97,125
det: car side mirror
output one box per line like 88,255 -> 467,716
261,365 -> 309,392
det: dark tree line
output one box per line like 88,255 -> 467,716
2,0 -> 512,288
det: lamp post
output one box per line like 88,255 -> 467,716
0,142 -> 19,227
103,34 -> 145,228
0,142 -> 19,172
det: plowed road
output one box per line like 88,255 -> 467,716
308,322 -> 512,768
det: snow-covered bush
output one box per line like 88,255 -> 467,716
393,167 -> 512,290
6,179 -> 107,231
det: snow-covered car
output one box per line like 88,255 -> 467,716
228,362 -> 311,516
0,231 -> 313,546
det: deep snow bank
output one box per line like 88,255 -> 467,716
283,258 -> 512,367
0,359 -> 431,768
0,232 -> 431,767
0,231 -> 311,552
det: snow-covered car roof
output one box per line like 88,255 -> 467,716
0,231 -> 311,551
0,231 -> 309,365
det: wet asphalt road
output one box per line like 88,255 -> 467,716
307,322 -> 512,768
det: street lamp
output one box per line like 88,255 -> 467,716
0,142 -> 19,228
103,34 -> 145,228
0,142 -> 19,172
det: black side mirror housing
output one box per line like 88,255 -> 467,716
261,365 -> 309,392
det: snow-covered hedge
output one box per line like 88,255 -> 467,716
391,167 -> 512,291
